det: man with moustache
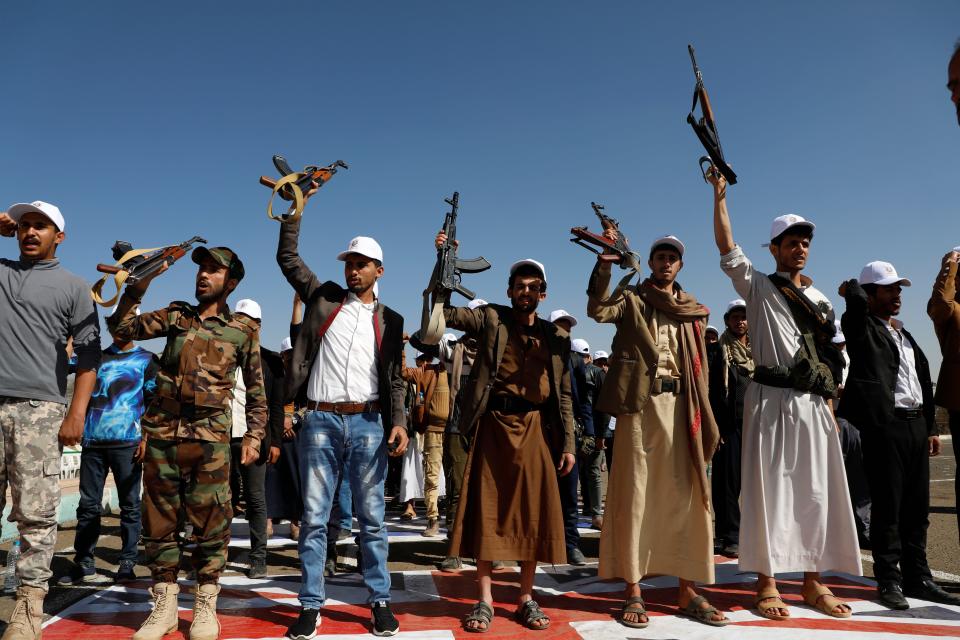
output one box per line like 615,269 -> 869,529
108,246 -> 266,640
840,263 -> 959,608
709,172 -> 861,621
707,299 -> 753,559
0,202 -> 100,640
589,232 -> 726,629
278,211 -> 408,638
434,232 -> 575,633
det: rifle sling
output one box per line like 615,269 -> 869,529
90,245 -> 165,307
266,172 -> 307,223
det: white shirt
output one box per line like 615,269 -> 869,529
231,367 -> 247,438
307,293 -> 379,403
884,318 -> 924,410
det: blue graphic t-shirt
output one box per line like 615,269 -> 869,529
83,344 -> 159,447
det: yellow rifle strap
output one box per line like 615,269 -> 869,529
266,173 -> 306,223
90,246 -> 164,307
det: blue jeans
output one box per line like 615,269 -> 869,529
75,445 -> 142,564
298,410 -> 390,608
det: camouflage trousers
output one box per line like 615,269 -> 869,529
0,397 -> 65,591
143,438 -> 231,585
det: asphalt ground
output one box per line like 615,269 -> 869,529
1,438 -> 958,631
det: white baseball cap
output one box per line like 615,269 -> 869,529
858,261 -> 912,287
706,325 -> 719,334
593,350 -> 609,360
649,235 -> 685,257
832,320 -> 846,344
725,298 -> 747,314
7,201 -> 65,232
235,298 -> 262,320
571,338 -> 590,355
467,298 -> 488,310
280,337 -> 293,352
509,258 -> 546,282
766,214 -> 815,244
548,309 -> 578,326
337,236 -> 383,263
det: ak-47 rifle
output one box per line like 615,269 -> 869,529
570,202 -> 642,271
260,155 -> 349,222
90,236 -> 207,307
419,192 -> 491,345
687,44 -> 737,185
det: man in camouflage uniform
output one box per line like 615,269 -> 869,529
108,246 -> 266,640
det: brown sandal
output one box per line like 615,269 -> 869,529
803,583 -> 852,618
755,590 -> 790,621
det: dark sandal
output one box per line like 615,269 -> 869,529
464,601 -> 494,633
618,596 -> 649,629
514,600 -> 550,630
677,594 -> 730,627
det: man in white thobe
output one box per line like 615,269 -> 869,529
708,171 -> 861,621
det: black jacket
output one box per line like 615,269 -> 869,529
258,347 -> 286,464
838,280 -> 935,435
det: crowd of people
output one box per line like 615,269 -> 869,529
0,43 -> 956,640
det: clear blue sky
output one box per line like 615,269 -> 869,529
3,2 -> 958,372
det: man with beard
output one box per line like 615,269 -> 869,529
707,299 -> 753,559
434,233 -> 575,633
277,220 -> 408,638
590,232 -> 726,629
948,43 -> 959,127
108,246 -> 266,640
839,263 -> 959,609
709,171 -> 861,621
0,202 -> 100,640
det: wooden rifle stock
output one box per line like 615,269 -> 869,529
96,264 -> 121,274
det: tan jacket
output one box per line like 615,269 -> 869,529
587,263 -> 666,415
928,258 -> 960,410
442,303 -> 576,454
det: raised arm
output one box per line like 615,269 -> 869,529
587,261 -> 627,324
839,279 -> 870,345
928,251 -> 959,329
708,172 -> 735,254
277,217 -> 323,302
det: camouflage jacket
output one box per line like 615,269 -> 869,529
107,290 -> 267,451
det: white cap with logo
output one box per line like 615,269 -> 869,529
593,350 -> 609,360
467,298 -> 488,310
765,214 -> 815,245
7,201 -> 65,232
509,258 -> 546,281
726,298 -> 747,314
571,338 -> 590,355
235,298 -> 262,320
649,235 -> 685,257
548,309 -> 578,326
858,261 -> 911,287
337,236 -> 384,263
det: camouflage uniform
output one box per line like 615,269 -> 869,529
0,399 -> 65,589
108,248 -> 266,585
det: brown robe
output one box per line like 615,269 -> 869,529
449,324 -> 566,563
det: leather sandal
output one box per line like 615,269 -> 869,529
618,596 -> 649,629
514,600 -> 550,630
677,594 -> 730,627
755,590 -> 790,621
463,601 -> 493,633
803,583 -> 852,618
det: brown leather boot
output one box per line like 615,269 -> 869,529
189,583 -> 221,640
132,582 -> 180,640
2,585 -> 45,640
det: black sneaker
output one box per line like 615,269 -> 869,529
286,608 -> 321,640
115,560 -> 137,583
248,559 -> 267,579
371,600 -> 399,636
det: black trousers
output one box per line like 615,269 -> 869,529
229,439 -> 268,563
711,424 -> 741,546
557,457 -> 581,553
949,411 -> 960,544
861,414 -> 932,588
838,417 -> 871,543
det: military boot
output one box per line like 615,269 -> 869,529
2,585 -> 45,640
133,582 -> 180,640
189,583 -> 221,640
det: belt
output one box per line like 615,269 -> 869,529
893,407 -> 923,419
486,395 -> 544,414
156,398 -> 222,418
651,376 -> 682,395
306,400 -> 380,415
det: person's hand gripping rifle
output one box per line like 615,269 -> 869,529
421,192 -> 491,344
260,154 -> 349,223
91,236 -> 207,307
570,202 -> 642,272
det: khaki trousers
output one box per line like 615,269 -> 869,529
422,431 -> 444,519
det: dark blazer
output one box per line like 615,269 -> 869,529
277,218 -> 406,432
443,303 -> 576,454
838,280 -> 935,435
258,347 -> 285,464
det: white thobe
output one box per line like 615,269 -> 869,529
721,246 -> 862,576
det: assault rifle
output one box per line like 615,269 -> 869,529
260,155 -> 349,222
687,44 -> 737,185
91,236 -> 207,307
419,192 -> 491,344
570,202 -> 641,271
